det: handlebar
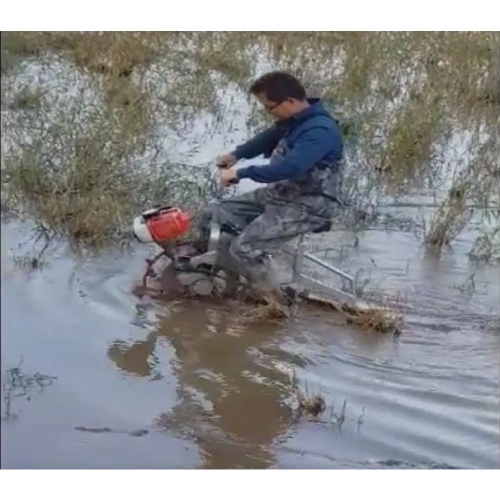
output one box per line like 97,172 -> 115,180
216,160 -> 240,185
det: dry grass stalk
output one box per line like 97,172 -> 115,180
236,297 -> 291,325
342,304 -> 404,336
296,387 -> 327,418
1,31 -> 498,258
302,292 -> 404,336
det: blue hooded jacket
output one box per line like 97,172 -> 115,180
233,98 -> 343,184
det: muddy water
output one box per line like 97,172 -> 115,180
2,208 -> 499,470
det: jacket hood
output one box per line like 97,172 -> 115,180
288,98 -> 330,124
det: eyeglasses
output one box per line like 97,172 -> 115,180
264,100 -> 284,112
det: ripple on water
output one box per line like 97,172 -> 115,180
2,218 -> 499,469
273,302 -> 500,469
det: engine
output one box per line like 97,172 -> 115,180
133,206 -> 190,247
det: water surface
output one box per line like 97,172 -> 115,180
2,215 -> 498,469
1,48 -> 499,469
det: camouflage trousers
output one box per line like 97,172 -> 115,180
198,185 -> 336,294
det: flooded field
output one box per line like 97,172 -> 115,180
1,32 -> 499,469
2,211 -> 499,469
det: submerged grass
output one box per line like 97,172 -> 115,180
343,305 -> 404,336
1,31 -> 499,257
290,371 -> 359,431
296,388 -> 327,418
237,303 -> 291,325
303,292 -> 404,336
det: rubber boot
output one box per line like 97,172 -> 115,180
247,257 -> 295,318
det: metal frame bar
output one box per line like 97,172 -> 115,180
189,222 -> 359,304
283,240 -> 357,297
207,221 -> 221,253
297,274 -> 361,306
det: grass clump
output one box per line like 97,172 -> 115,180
342,304 -> 403,336
294,387 -> 358,433
3,102 -> 143,249
468,227 -> 500,264
1,54 -> 216,251
1,31 -> 166,77
237,303 -> 290,325
296,388 -> 327,418
4,122 -> 130,246
290,371 -> 357,431
288,369 -> 327,418
302,290 -> 404,336
424,130 -> 499,251
235,290 -> 294,324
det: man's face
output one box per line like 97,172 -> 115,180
256,93 -> 295,120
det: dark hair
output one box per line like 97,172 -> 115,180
249,71 -> 307,102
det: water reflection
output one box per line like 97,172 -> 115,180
108,335 -> 161,380
107,300 -> 297,469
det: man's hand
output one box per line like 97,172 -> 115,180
219,167 -> 238,186
216,153 -> 237,170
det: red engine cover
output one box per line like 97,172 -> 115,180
145,207 -> 190,242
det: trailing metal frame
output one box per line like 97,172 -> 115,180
282,235 -> 360,307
